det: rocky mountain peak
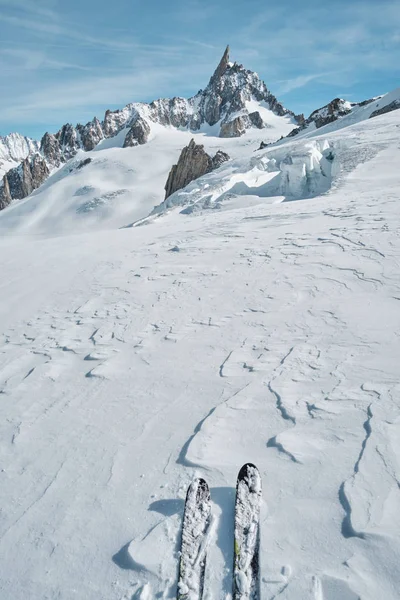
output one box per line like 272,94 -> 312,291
164,139 -> 229,200
209,45 -> 230,85
1,46 -> 300,210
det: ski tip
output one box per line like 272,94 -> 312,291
192,477 -> 209,490
238,462 -> 259,478
186,477 -> 210,502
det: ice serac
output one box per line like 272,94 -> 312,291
164,139 -> 229,199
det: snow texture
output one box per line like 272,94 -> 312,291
177,478 -> 212,600
0,101 -> 399,600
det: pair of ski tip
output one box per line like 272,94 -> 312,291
188,462 -> 261,504
178,463 -> 262,599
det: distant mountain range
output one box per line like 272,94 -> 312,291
0,46 -> 399,211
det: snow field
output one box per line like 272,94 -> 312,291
0,110 -> 399,599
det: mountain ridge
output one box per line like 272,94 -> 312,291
0,47 -> 301,209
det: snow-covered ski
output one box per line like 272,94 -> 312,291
177,478 -> 212,600
233,463 -> 262,600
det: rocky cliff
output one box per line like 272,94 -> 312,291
0,153 -> 49,208
165,139 -> 229,199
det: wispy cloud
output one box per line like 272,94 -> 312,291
274,74 -> 327,96
0,60 -> 212,124
0,0 -> 57,19
0,13 -> 139,51
0,48 -> 91,71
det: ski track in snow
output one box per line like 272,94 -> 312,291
0,111 -> 400,599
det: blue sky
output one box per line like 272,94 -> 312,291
1,0 -> 399,139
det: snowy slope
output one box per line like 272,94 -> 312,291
0,110 -> 400,600
291,88 -> 400,139
0,123 -> 289,235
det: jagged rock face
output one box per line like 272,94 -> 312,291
123,117 -> 151,147
164,139 -> 229,199
219,110 -> 266,138
370,100 -> 400,119
21,158 -> 33,197
4,154 -> 49,201
196,48 -> 297,130
77,117 -> 104,151
6,165 -> 24,200
0,175 -> 11,210
103,106 -> 136,138
248,111 -> 264,129
40,132 -> 62,167
309,98 -> 352,128
212,150 -> 230,169
55,124 -> 80,160
220,116 -> 247,138
288,98 -> 355,137
30,154 -> 50,190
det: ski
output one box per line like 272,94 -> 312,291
233,463 -> 262,600
177,478 -> 212,600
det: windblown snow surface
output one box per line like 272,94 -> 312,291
0,108 -> 400,600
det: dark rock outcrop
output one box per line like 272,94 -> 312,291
288,98 -> 354,137
55,123 -> 80,160
3,154 -> 49,201
77,117 -> 104,151
164,139 -> 229,199
212,150 -> 230,169
123,117 -> 151,147
248,111 -> 264,129
6,165 -> 24,200
40,132 -> 62,166
219,111 -> 267,138
0,175 -> 11,210
220,116 -> 247,138
76,157 -> 92,170
369,99 -> 400,119
210,45 -> 230,85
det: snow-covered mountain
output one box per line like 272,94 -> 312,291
287,87 -> 400,138
0,46 -> 301,210
0,133 -> 39,178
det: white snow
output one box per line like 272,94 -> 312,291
0,105 -> 399,600
0,132 -> 39,178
